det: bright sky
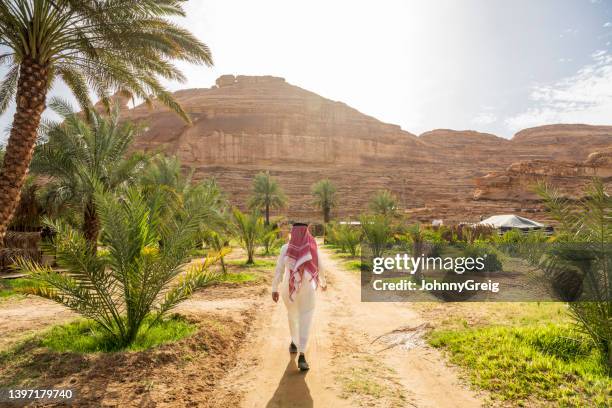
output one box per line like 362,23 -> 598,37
1,0 -> 611,141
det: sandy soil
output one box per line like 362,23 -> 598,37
0,297 -> 74,350
0,248 -> 488,407
220,247 -> 487,408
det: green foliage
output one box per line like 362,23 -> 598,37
369,190 -> 398,216
311,179 -> 337,223
430,324 -> 611,406
140,155 -> 194,194
16,187 -> 220,348
203,230 -> 231,274
247,171 -> 287,225
40,315 -> 195,353
530,179 -> 611,368
231,208 -> 265,264
217,272 -> 257,284
0,277 -> 34,298
460,241 -> 503,273
336,223 -> 361,256
360,215 -> 393,258
9,176 -> 46,231
140,155 -> 228,250
0,0 -> 213,120
32,101 -> 148,242
493,229 -> 525,245
260,223 -> 282,255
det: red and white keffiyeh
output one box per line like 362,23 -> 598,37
286,224 -> 319,301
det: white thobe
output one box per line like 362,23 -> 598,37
272,243 -> 326,353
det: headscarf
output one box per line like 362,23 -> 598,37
286,224 -> 319,301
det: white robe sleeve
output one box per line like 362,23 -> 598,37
272,244 -> 287,292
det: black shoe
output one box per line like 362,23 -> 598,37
298,354 -> 309,371
289,342 -> 298,353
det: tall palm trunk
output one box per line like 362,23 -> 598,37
83,200 -> 100,249
323,205 -> 331,223
265,203 -> 270,225
0,58 -> 49,246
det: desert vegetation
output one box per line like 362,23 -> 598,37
0,0 -> 213,247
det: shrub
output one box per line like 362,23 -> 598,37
260,223 -> 283,255
360,215 -> 393,258
17,187 -> 219,348
231,208 -> 264,264
368,190 -> 398,216
530,179 -> 612,369
336,223 -> 361,257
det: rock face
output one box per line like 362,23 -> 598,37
124,75 -> 612,224
474,149 -> 612,202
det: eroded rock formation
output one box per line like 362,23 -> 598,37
122,75 -> 612,224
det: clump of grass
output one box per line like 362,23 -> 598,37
429,324 -> 610,406
0,278 -> 36,298
217,272 -> 257,284
40,315 -> 196,353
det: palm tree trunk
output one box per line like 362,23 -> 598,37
265,203 -> 270,225
83,200 -> 100,249
0,58 -> 49,247
324,206 -> 330,224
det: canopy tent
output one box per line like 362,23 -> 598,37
477,215 -> 545,231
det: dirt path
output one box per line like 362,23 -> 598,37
224,247 -> 486,408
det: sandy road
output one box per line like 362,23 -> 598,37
224,246 -> 485,408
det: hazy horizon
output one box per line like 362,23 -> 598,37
1,0 -> 611,142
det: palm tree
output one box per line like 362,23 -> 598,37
530,179 -> 612,368
311,179 -> 337,223
140,154 -> 194,195
231,208 -> 264,264
18,186 -> 219,348
0,0 -> 213,245
31,100 -> 147,246
248,171 -> 287,225
369,190 -> 398,216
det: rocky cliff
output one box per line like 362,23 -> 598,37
124,75 -> 612,224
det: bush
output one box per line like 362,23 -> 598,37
360,215 -> 393,258
336,223 -> 361,256
530,179 -> 612,369
17,187 -> 220,348
260,223 -> 283,255
231,208 -> 265,264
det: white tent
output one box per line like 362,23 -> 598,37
477,215 -> 544,230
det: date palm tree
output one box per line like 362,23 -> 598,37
0,0 -> 213,245
31,100 -> 148,246
369,190 -> 398,216
248,171 -> 287,225
18,186 -> 220,348
232,208 -> 264,265
311,179 -> 337,223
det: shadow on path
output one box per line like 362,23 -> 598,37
266,357 -> 313,408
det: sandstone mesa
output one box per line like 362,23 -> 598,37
116,75 -> 611,223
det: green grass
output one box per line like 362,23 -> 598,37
0,278 -> 35,298
39,315 -> 196,353
217,272 -> 257,283
429,324 -> 611,407
226,259 -> 276,268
